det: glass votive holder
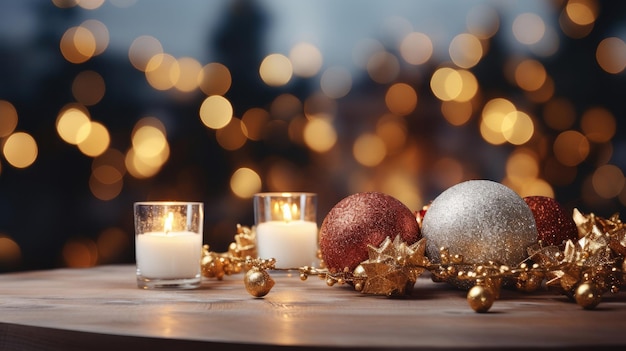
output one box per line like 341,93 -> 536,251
134,201 -> 203,289
253,192 -> 318,268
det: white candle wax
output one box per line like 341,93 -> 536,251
256,220 -> 318,268
136,231 -> 202,279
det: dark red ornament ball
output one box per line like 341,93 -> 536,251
319,192 -> 421,273
523,196 -> 578,247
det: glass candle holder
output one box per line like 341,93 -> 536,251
134,201 -> 203,289
253,192 -> 318,268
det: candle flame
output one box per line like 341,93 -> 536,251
164,211 -> 174,234
282,203 -> 292,222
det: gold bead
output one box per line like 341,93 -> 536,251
244,268 -> 275,297
575,282 -> 602,310
467,285 -> 495,313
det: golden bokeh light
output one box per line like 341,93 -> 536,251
199,95 -> 233,129
376,114 -> 407,155
479,98 -> 517,145
512,13 -> 545,45
380,171 -> 422,212
62,237 -> 98,268
559,5 -> 594,39
0,100 -> 18,138
125,142 -> 170,179
441,100 -> 473,126
399,32 -> 433,65
174,56 -> 202,93
449,33 -> 483,69
60,26 -> 96,64
505,148 -> 540,187
0,234 -> 22,270
580,107 -> 616,143
515,59 -> 547,91
596,37 -> 626,74
77,121 -> 110,157
320,66 -> 352,99
3,132 -> 38,168
508,177 -> 554,198
543,98 -> 576,131
76,0 -> 105,10
131,119 -> 168,174
128,35 -> 164,72
80,19 -> 109,56
92,164 -> 123,185
72,70 -> 106,106
145,53 -> 178,90
289,42 -> 323,78
565,0 -> 598,25
260,53 -> 293,87
592,164 -> 625,199
466,4 -> 500,39
553,130 -> 590,166
385,83 -> 417,116
216,118 -> 247,151
430,67 -> 462,101
287,115 -> 307,145
89,170 -> 123,200
454,69 -> 478,102
242,107 -> 270,141
502,110 -> 534,145
303,117 -> 337,153
353,133 -> 386,167
230,167 -> 262,198
199,62 -> 232,96
56,105 -> 92,145
367,51 -> 400,84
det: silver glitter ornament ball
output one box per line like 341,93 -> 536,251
422,180 -> 537,270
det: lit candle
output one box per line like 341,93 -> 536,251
254,193 -> 318,268
136,212 -> 202,279
134,202 -> 203,289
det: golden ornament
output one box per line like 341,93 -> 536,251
244,267 -> 274,297
357,236 -> 429,296
467,285 -> 495,313
574,282 -> 602,310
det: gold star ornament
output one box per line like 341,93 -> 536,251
354,236 -> 429,296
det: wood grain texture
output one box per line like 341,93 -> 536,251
0,265 -> 624,350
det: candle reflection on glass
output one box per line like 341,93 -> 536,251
254,193 -> 318,268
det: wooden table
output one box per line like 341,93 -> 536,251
0,264 -> 624,350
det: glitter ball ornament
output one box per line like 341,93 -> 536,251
319,192 -> 421,273
421,180 -> 538,286
523,196 -> 578,247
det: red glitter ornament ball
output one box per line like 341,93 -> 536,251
319,192 -> 421,273
523,196 -> 578,247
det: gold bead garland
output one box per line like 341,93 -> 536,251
201,209 -> 625,313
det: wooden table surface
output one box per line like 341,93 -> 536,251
0,264 -> 624,350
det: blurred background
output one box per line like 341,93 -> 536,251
0,0 -> 625,272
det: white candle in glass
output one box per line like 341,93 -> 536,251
256,203 -> 318,268
136,212 -> 202,279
